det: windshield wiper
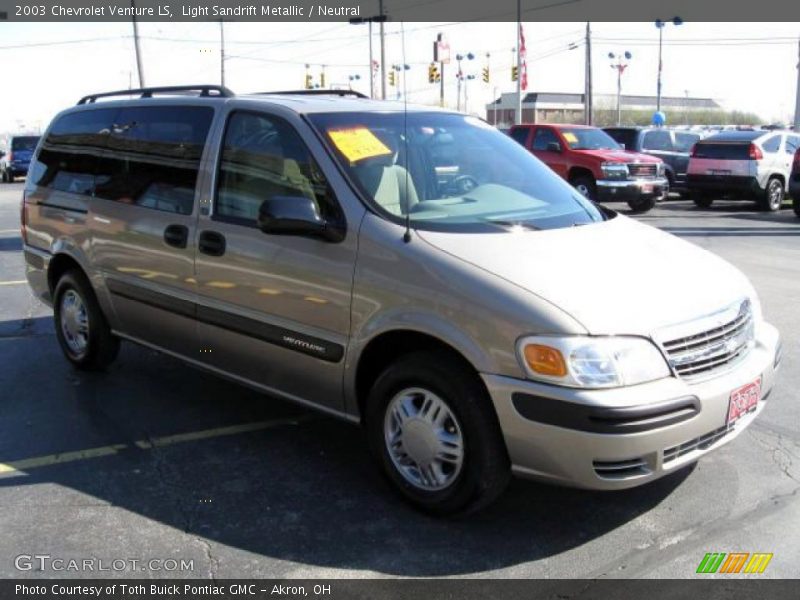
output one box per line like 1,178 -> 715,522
484,219 -> 542,231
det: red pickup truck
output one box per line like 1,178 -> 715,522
509,124 -> 668,212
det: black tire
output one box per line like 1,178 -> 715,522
571,175 -> 597,201
53,270 -> 120,371
759,177 -> 784,212
693,193 -> 714,208
1,169 -> 9,183
794,195 -> 800,218
365,350 -> 510,517
627,196 -> 656,213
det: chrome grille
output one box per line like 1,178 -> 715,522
627,163 -> 657,179
663,424 -> 734,463
661,300 -> 754,380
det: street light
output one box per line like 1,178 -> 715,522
608,51 -> 632,126
391,64 -> 410,99
655,17 -> 682,113
348,74 -> 361,91
455,52 -> 475,112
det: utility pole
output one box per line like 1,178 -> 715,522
515,0 -> 522,124
794,37 -> 800,131
219,19 -> 225,88
379,0 -> 386,100
131,0 -> 145,88
585,22 -> 593,125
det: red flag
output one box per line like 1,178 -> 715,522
519,23 -> 528,91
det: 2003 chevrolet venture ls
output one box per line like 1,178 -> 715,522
21,86 -> 781,515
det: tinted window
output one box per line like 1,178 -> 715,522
11,136 -> 39,152
785,135 -> 799,155
32,109 -> 116,195
761,135 -> 781,153
97,106 -> 213,215
674,132 -> 701,153
216,111 -> 334,226
604,128 -> 639,150
532,128 -> 561,151
692,143 -> 751,160
642,130 -> 673,151
510,127 -> 530,146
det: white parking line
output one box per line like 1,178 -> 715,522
0,280 -> 26,286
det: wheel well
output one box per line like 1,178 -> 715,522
355,330 -> 479,418
768,174 -> 786,187
568,167 -> 594,183
47,254 -> 83,295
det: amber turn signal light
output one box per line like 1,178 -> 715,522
523,344 -> 568,377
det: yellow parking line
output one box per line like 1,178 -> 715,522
0,417 -> 309,476
0,280 -> 26,286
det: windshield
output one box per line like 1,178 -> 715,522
561,128 -> 621,151
309,112 -> 606,233
11,136 -> 39,151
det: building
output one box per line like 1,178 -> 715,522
486,92 -> 722,127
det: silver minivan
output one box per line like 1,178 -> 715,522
22,86 -> 781,515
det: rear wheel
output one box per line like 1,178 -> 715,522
54,270 -> 120,370
693,193 -> 714,208
571,175 -> 597,201
759,177 -> 784,212
365,351 -> 510,517
794,195 -> 800,218
627,196 -> 656,213
1,169 -> 10,183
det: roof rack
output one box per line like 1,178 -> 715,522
253,90 -> 369,99
77,85 -> 235,105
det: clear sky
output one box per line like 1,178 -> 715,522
0,21 -> 798,133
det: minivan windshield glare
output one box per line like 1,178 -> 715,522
309,112 -> 606,232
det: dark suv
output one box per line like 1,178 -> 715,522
604,127 -> 702,196
1,134 -> 41,182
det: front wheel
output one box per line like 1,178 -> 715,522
571,176 -> 597,201
759,177 -> 784,212
693,193 -> 714,208
627,196 -> 656,213
54,270 -> 120,370
365,351 -> 510,517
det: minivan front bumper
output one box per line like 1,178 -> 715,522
482,321 -> 780,490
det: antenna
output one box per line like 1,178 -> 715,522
401,21 -> 412,244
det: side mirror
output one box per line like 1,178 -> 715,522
546,142 -> 562,153
257,195 -> 344,242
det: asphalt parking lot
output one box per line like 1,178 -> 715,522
0,181 -> 798,579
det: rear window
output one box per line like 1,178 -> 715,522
604,129 -> 639,150
642,130 -> 673,152
692,143 -> 751,160
674,132 -> 701,153
11,136 -> 39,151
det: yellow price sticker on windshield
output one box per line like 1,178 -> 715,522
563,132 -> 578,144
328,128 -> 392,163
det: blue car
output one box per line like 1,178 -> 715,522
1,135 -> 40,183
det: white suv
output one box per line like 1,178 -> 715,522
687,130 -> 800,211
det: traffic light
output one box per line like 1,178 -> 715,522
428,63 -> 441,84
389,70 -> 396,87
305,73 -> 313,89
511,65 -> 518,82
482,66 -> 490,83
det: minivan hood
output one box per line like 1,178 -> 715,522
575,149 -> 660,164
417,216 -> 752,335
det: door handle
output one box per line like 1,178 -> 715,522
164,224 -> 189,249
198,230 -> 226,257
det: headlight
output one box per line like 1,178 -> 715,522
518,335 -> 671,388
600,162 -> 629,180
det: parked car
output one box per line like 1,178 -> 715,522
603,126 -> 702,196
509,123 -> 667,212
22,86 -> 781,515
790,146 -> 800,218
687,130 -> 800,211
0,134 -> 40,182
